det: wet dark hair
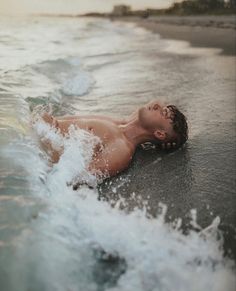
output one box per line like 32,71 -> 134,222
140,104 -> 188,151
166,105 -> 188,149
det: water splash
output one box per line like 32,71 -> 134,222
24,119 -> 236,291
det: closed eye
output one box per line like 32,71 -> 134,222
162,108 -> 167,116
162,107 -> 171,119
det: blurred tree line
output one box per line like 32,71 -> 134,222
166,0 -> 236,14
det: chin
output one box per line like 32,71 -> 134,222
138,106 -> 146,118
138,107 -> 151,129
139,106 -> 148,113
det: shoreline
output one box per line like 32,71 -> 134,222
112,15 -> 236,56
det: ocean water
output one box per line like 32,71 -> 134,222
0,15 -> 235,291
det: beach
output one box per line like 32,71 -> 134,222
0,15 -> 235,291
100,14 -> 236,259
114,15 -> 236,55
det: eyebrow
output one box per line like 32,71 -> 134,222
165,106 -> 175,121
163,107 -> 172,118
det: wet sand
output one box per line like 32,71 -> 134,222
98,15 -> 236,260
114,15 -> 236,55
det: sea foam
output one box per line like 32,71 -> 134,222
27,118 -> 236,291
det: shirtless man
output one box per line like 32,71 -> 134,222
41,100 -> 188,179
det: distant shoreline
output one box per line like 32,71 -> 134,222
11,13 -> 236,56
111,15 -> 236,56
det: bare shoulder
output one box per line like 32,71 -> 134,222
109,138 -> 133,159
104,138 -> 134,176
90,137 -> 134,177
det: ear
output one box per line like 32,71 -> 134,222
153,129 -> 166,141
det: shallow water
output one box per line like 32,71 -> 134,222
0,15 -> 235,291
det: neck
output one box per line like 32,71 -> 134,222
119,118 -> 154,147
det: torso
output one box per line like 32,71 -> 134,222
57,117 -> 127,144
56,116 -> 135,172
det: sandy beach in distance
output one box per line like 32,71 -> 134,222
114,15 -> 236,55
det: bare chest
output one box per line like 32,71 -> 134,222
79,119 -> 134,159
76,119 -> 122,143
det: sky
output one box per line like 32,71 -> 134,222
0,0 -> 180,15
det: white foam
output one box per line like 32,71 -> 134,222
61,70 -> 95,96
29,119 -> 236,291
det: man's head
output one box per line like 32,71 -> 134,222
138,100 -> 188,149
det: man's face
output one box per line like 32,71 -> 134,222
138,100 -> 175,140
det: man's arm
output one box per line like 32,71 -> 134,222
88,140 -> 133,178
